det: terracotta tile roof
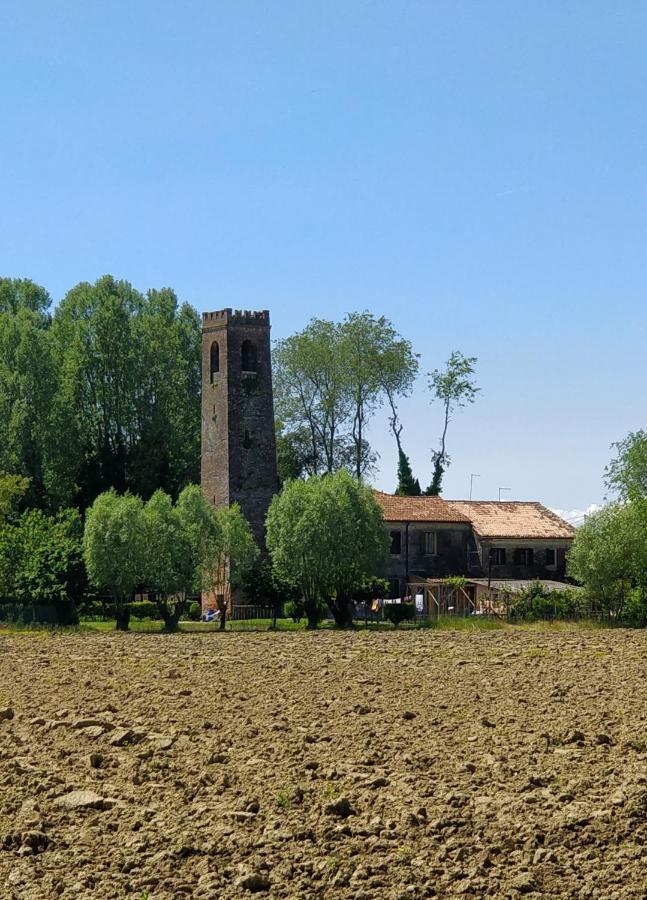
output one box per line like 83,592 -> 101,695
445,501 -> 575,540
373,491 -> 470,523
374,491 -> 575,539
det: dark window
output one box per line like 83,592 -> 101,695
241,340 -> 257,372
513,548 -> 534,566
390,530 -> 402,555
210,341 -> 219,382
545,548 -> 556,567
489,548 -> 506,566
243,429 -> 253,449
388,578 -> 400,598
422,531 -> 436,555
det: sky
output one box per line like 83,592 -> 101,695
1,1 -> 646,518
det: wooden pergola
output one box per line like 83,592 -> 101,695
406,577 -> 501,618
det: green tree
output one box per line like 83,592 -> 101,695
376,323 -> 420,489
426,351 -> 479,495
0,507 -> 84,624
83,490 -> 147,630
605,430 -> 647,502
205,504 -> 259,625
266,471 -> 388,628
275,422 -> 316,485
0,473 -> 30,522
395,449 -> 421,496
273,319 -> 350,475
51,275 -> 201,507
567,503 -> 647,620
340,312 -> 400,480
0,278 -> 51,321
142,490 -> 190,632
0,306 -> 72,508
274,313 -> 418,481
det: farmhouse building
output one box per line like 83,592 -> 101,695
375,492 -> 575,596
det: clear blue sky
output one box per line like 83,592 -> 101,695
2,1 -> 646,515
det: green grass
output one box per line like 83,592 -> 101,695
1,614 -> 614,636
419,615 -> 506,631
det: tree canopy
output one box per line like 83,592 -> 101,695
273,312 -> 418,482
266,470 -> 388,628
83,485 -> 258,631
426,351 -> 479,495
83,490 -> 147,630
605,430 -> 647,503
567,502 -> 647,621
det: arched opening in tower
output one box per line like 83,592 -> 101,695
210,341 -> 219,382
241,339 -> 258,372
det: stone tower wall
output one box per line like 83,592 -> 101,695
201,308 -> 278,549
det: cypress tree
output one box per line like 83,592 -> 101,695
395,449 -> 421,496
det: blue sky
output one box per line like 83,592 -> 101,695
2,1 -> 646,515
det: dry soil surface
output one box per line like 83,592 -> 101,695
0,627 -> 646,899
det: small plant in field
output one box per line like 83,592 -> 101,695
275,789 -> 292,810
395,845 -> 414,866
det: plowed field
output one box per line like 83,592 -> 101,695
1,627 -> 646,898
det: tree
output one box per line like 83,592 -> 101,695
395,449 -> 421,496
340,312 -> 417,481
0,473 -> 30,522
201,503 -> 259,630
0,507 -> 84,624
83,490 -> 147,630
426,351 -> 479,495
567,503 -> 647,620
605,430 -> 647,502
376,327 -> 420,488
142,490 -> 190,632
266,471 -> 388,628
0,307 -> 72,508
275,422 -> 316,485
273,319 -> 350,475
0,278 -> 51,321
240,558 -> 300,628
51,275 -> 201,508
274,313 -> 418,481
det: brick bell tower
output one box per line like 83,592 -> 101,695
201,309 -> 278,551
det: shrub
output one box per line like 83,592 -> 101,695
284,599 -> 305,623
382,602 -> 416,626
128,601 -> 160,620
188,601 -> 202,621
508,583 -> 585,622
623,590 -> 647,627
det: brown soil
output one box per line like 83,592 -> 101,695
0,627 -> 646,899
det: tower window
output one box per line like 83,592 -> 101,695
210,341 -> 220,382
241,340 -> 257,372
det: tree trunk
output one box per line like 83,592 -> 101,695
158,595 -> 184,633
330,597 -> 355,628
304,598 -> 320,629
114,597 -> 130,631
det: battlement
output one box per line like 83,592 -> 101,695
202,308 -> 270,326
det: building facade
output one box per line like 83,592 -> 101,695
375,492 -> 575,596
